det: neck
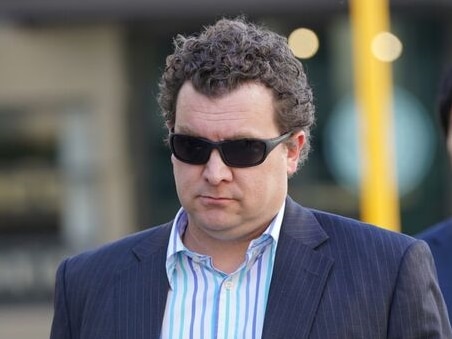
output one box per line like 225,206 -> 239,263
182,225 -> 252,274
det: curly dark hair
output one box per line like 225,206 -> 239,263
157,17 -> 315,167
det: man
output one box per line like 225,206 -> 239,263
50,17 -> 451,338
417,67 -> 452,319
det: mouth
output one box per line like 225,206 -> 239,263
199,195 -> 233,205
200,195 -> 230,200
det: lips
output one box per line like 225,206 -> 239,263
200,195 -> 230,201
199,195 -> 233,205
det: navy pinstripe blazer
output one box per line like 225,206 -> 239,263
50,197 -> 452,338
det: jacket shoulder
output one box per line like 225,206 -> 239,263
308,207 -> 419,255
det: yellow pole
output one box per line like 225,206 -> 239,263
349,0 -> 400,231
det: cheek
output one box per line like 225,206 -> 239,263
239,169 -> 287,215
172,160 -> 195,190
242,158 -> 287,194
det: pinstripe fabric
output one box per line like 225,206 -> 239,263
160,206 -> 284,339
50,197 -> 452,339
262,202 -> 452,338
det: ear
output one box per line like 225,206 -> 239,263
286,131 -> 305,176
165,121 -> 174,132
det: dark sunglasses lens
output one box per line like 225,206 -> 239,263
222,139 -> 266,166
171,135 -> 211,164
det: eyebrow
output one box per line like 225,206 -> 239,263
172,126 -> 258,140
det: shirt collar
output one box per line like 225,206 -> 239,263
165,201 -> 286,284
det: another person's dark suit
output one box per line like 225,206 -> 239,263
417,218 -> 452,318
417,66 -> 452,321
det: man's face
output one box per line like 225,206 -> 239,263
171,81 -> 304,244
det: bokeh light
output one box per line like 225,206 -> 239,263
288,28 -> 319,59
371,31 -> 403,62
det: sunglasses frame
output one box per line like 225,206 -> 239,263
169,131 -> 293,168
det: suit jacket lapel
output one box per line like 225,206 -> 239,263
116,224 -> 172,339
262,198 -> 334,339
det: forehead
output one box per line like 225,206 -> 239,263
174,81 -> 279,138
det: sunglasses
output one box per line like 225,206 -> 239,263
169,131 -> 293,168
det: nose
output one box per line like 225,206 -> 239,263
202,149 -> 233,185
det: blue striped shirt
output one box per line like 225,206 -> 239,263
160,203 -> 285,339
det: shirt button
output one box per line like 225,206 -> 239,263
224,280 -> 233,290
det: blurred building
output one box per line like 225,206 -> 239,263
0,1 -> 451,338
